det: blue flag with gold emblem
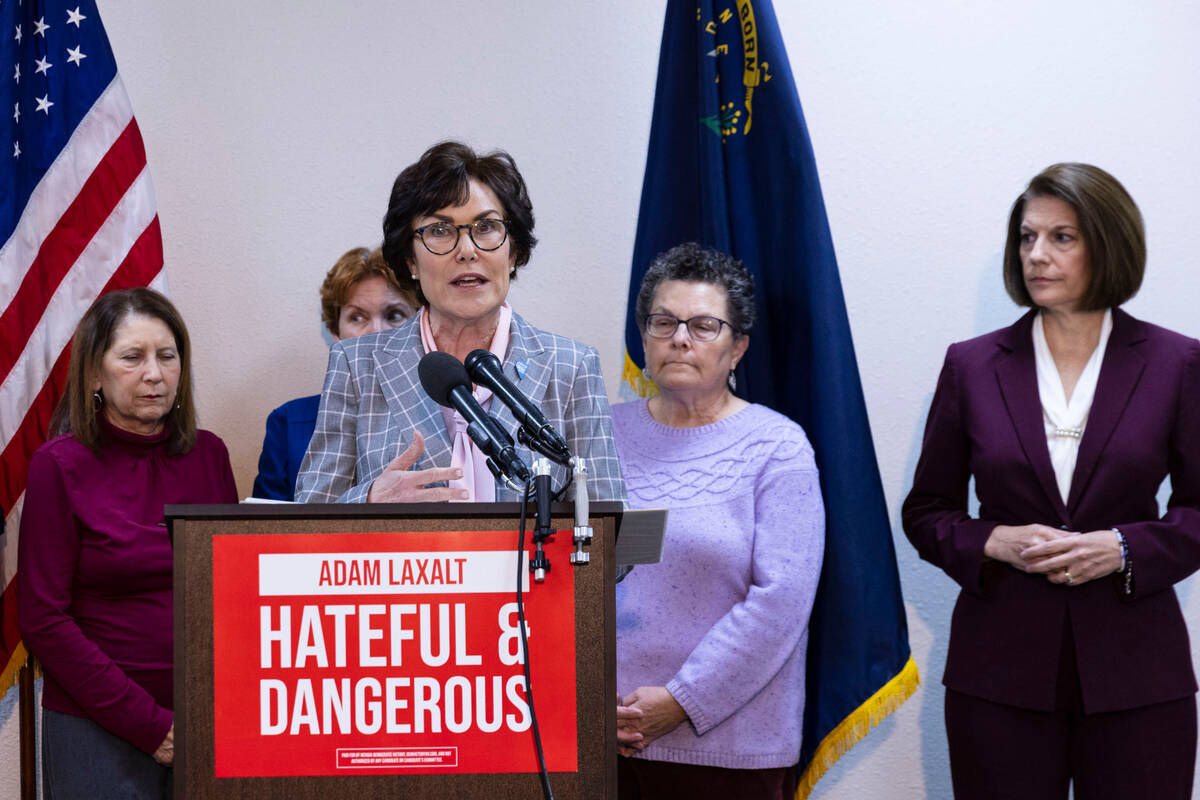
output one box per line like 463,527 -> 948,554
622,1 -> 917,794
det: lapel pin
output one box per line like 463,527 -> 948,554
515,360 -> 528,380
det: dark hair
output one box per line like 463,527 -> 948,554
1003,163 -> 1145,311
319,246 -> 416,336
60,288 -> 197,456
381,141 -> 537,306
635,243 -> 756,335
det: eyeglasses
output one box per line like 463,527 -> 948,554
413,219 -> 510,255
644,314 -> 735,342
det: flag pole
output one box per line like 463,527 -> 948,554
18,647 -> 36,800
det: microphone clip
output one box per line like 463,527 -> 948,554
518,427 -> 572,466
485,458 -> 528,494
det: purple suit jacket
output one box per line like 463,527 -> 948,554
903,308 -> 1200,713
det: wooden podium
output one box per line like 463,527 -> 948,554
167,502 -> 624,800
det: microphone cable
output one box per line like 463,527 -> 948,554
515,481 -> 554,800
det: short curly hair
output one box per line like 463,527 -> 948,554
381,141 -> 537,307
634,243 -> 756,336
319,246 -> 417,337
1003,163 -> 1145,311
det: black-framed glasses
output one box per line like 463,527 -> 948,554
644,314 -> 734,342
413,219 -> 510,255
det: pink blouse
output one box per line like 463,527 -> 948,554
418,304 -> 513,501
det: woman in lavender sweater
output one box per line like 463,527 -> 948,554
614,244 -> 825,800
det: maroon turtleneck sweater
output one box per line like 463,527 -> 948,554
18,419 -> 236,754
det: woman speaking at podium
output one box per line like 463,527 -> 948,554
295,141 -> 625,503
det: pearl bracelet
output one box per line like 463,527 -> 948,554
1112,527 -> 1133,596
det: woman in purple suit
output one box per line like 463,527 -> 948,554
903,163 -> 1200,799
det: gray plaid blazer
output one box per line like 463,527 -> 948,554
295,311 -> 627,504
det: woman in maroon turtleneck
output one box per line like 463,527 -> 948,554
18,288 -> 236,800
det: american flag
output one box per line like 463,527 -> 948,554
1,0 -> 165,688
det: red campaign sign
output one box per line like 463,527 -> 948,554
211,529 -> 577,777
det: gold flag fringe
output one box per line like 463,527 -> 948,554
1,641 -> 32,695
622,353 -> 658,399
795,654 -> 920,799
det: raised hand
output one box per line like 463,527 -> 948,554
367,432 -> 468,503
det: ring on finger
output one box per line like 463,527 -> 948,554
1064,569 -> 1074,585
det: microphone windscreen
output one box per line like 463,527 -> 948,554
418,351 -> 470,408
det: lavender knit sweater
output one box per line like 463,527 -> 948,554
613,400 -> 825,769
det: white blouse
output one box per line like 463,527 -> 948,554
1032,309 -> 1114,504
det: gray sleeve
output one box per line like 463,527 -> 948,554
564,346 -> 627,504
295,345 -> 372,503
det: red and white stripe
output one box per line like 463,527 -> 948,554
0,73 -> 165,607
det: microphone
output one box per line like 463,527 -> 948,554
464,349 -> 571,462
418,352 -> 531,486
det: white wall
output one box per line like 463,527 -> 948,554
4,1 -> 1199,797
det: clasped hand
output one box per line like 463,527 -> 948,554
984,523 -> 1123,587
367,432 -> 470,502
616,687 -> 688,757
153,723 -> 174,766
